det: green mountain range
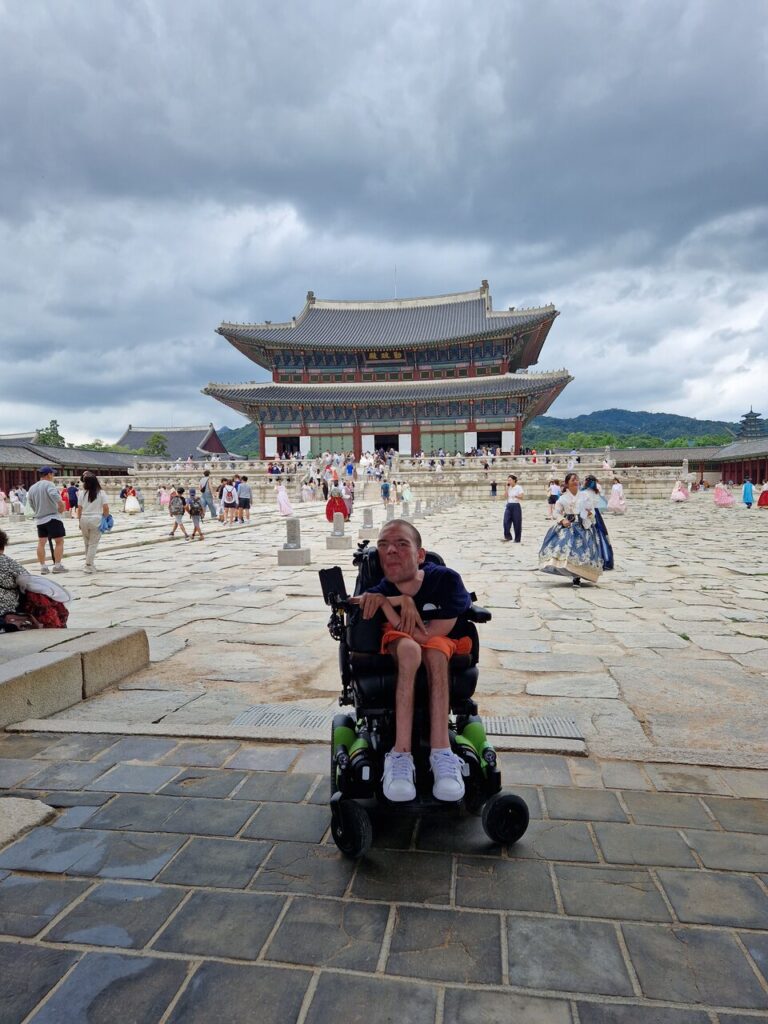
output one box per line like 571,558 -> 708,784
218,409 -> 739,454
523,409 -> 738,448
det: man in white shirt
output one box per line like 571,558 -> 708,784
27,467 -> 67,573
502,474 -> 524,543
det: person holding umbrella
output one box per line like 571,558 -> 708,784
26,467 -> 67,574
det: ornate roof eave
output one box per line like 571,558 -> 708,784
202,370 -> 573,408
216,314 -> 557,356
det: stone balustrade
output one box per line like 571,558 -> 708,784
40,455 -> 691,502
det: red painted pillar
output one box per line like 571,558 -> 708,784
412,420 -> 421,455
514,418 -> 522,455
353,423 -> 362,460
259,423 -> 266,459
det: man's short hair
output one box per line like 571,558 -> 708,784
378,518 -> 422,548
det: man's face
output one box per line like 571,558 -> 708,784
376,524 -> 425,585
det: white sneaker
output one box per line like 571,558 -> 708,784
430,749 -> 465,802
39,564 -> 50,574
382,751 -> 416,802
51,564 -> 68,574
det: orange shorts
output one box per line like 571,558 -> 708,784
380,626 -> 472,660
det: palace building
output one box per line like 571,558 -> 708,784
204,281 -> 571,458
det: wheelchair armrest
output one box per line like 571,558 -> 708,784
464,603 -> 492,624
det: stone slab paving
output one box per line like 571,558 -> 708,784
1,733 -> 767,1022
3,496 -> 766,768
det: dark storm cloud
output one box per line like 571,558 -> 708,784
0,0 -> 766,439
2,1 -> 765,254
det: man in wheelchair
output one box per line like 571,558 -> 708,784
350,518 -> 471,803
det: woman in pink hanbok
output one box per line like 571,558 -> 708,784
713,482 -> 735,508
276,481 -> 294,516
607,477 -> 627,514
670,480 -> 689,502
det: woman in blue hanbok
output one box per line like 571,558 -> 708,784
538,473 -> 604,585
582,476 -> 613,570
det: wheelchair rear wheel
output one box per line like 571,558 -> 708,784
482,793 -> 529,845
331,800 -> 373,858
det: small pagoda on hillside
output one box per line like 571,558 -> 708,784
204,281 -> 571,458
737,408 -> 767,439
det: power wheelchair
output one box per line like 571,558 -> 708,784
320,541 -> 530,858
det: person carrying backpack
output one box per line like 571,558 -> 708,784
186,488 -> 205,541
221,479 -> 238,526
168,487 -> 190,540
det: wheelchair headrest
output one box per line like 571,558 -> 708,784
352,544 -> 445,596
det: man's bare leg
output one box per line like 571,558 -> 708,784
423,647 -> 465,800
391,636 -> 421,752
381,636 -> 420,801
36,537 -> 47,566
423,648 -> 451,749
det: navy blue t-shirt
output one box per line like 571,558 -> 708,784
368,562 -> 471,627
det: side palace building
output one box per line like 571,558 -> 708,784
204,281 -> 571,458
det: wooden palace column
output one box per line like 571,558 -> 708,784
259,423 -> 266,459
514,416 -> 522,455
411,406 -> 421,454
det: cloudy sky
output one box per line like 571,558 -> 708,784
1,0 -> 766,443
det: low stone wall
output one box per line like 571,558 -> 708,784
0,628 -> 149,729
115,457 -> 686,503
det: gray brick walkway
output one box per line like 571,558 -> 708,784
1,732 -> 767,1023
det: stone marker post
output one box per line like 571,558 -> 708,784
414,499 -> 423,518
358,506 -> 378,540
385,504 -> 395,522
278,517 -> 311,565
401,501 -> 411,520
327,511 -> 353,549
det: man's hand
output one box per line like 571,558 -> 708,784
349,592 -> 388,620
396,595 -> 425,636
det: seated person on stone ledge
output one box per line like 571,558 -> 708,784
350,519 -> 471,803
0,529 -> 29,623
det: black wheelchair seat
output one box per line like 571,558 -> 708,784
349,651 -> 478,708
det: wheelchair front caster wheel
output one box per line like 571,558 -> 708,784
331,800 -> 373,859
482,793 -> 529,846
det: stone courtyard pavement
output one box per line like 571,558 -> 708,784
1,732 -> 767,1023
5,492 -> 767,766
1,492 -> 767,1020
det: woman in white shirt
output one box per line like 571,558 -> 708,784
502,474 -> 525,542
538,472 -> 603,585
547,479 -> 561,520
77,474 -> 110,573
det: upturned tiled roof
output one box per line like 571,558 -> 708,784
114,425 -> 226,462
27,445 -> 137,469
218,286 -> 556,351
0,444 -> 137,471
0,444 -> 51,467
608,446 -> 723,465
204,371 -> 572,407
713,438 -> 768,460
0,432 -> 38,445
